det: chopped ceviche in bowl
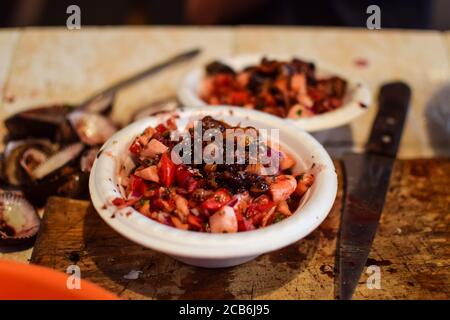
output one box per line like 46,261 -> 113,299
199,57 -> 347,119
89,107 -> 337,267
111,116 -> 314,233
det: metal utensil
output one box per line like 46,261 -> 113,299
337,82 -> 411,300
79,48 -> 201,113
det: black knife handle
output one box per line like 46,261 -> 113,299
366,82 -> 411,158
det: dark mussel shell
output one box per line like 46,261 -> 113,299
67,111 -> 117,146
0,190 -> 40,246
23,167 -> 89,207
30,142 -> 84,180
4,105 -> 76,142
22,143 -> 86,207
2,139 -> 57,186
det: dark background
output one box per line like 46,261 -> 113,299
0,0 -> 449,30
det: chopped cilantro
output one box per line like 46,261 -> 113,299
273,213 -> 285,223
144,158 -> 155,166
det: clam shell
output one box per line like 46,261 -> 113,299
0,191 -> 40,245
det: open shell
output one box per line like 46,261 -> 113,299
2,139 -> 57,186
67,111 -> 117,145
0,191 -> 40,245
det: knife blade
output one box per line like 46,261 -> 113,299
337,82 -> 411,300
79,48 -> 201,113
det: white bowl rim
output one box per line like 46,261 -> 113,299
177,53 -> 372,132
89,106 -> 337,260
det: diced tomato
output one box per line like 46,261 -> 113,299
129,139 -> 142,154
201,189 -> 232,212
166,118 -> 177,130
155,124 -> 168,134
230,91 -> 249,105
128,175 -> 146,197
308,88 -> 324,101
175,166 -> 198,193
158,153 -> 176,187
213,74 -> 233,87
235,210 -> 255,232
235,210 -> 244,229
187,214 -> 203,230
245,195 -> 276,226
112,198 -> 124,206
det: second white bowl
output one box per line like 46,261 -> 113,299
178,54 -> 372,132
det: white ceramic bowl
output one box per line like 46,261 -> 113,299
89,106 -> 337,268
177,54 -> 372,132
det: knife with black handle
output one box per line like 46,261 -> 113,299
337,82 -> 411,300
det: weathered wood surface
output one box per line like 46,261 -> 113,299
30,159 -> 450,300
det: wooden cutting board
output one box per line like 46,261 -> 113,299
30,159 -> 450,300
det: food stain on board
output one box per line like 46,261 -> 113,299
319,264 -> 335,279
354,57 -> 369,68
365,258 -> 392,266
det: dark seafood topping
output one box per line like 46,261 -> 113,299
112,116 -> 315,233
